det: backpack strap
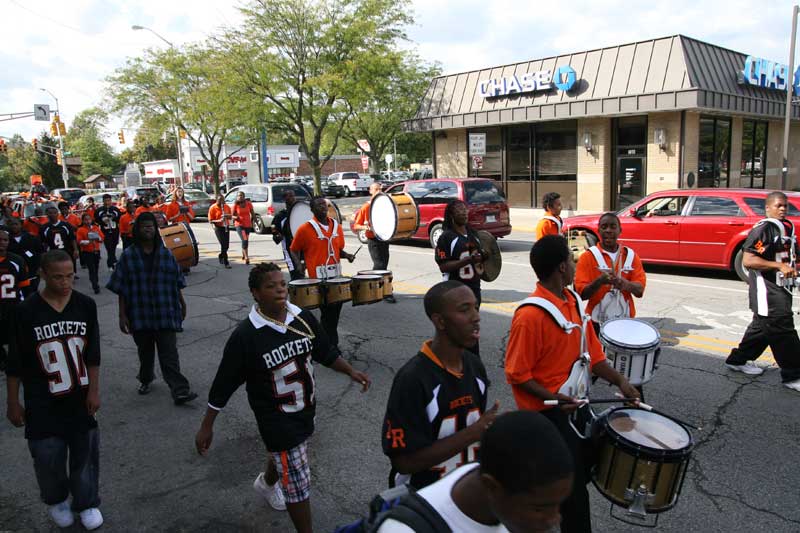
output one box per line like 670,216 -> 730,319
622,246 -> 635,271
587,246 -> 607,270
369,492 -> 452,533
517,297 -> 580,333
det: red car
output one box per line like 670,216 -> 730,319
562,188 -> 800,281
350,178 -> 512,247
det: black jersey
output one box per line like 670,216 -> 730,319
381,342 -> 489,489
271,208 -> 293,245
0,253 -> 27,342
207,304 -> 334,451
8,231 -> 43,285
6,291 -> 100,439
744,218 -> 798,317
94,206 -> 122,236
435,229 -> 483,290
41,221 -> 75,252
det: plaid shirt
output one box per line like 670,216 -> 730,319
106,242 -> 186,332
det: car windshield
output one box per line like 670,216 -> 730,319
24,202 -> 55,217
464,181 -> 505,204
272,185 -> 309,202
58,190 -> 85,201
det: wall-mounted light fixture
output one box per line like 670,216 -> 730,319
654,128 -> 667,151
582,131 -> 593,152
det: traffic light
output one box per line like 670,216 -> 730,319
0,139 -> 6,154
50,122 -> 59,136
118,130 -> 125,144
31,138 -> 38,151
58,122 -> 66,136
56,149 -> 63,165
179,129 -> 187,139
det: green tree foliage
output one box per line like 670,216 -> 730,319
0,134 -> 36,191
65,107 -> 123,178
119,115 -> 177,164
394,131 -> 433,168
226,0 -> 412,193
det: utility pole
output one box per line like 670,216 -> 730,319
393,137 -> 397,172
782,4 -> 799,191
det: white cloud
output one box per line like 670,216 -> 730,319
1,0 -> 798,151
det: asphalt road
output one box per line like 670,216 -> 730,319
2,216 -> 800,533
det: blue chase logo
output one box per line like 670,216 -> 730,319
479,64 -> 578,98
741,55 -> 800,94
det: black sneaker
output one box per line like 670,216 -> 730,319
384,295 -> 397,304
218,253 -> 223,265
174,392 -> 198,405
138,382 -> 151,395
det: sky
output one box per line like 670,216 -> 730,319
2,0 -> 800,149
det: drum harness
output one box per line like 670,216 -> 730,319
308,218 -> 341,280
754,218 -> 798,296
587,245 -> 635,323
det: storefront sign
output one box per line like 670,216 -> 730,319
479,64 -> 577,98
741,55 -> 800,93
469,133 -> 486,155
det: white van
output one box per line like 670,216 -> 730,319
328,172 -> 372,196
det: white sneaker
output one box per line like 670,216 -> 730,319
784,379 -> 800,392
79,508 -> 103,530
725,361 -> 764,376
253,472 -> 286,511
48,500 -> 74,528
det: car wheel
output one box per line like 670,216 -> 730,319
253,215 -> 266,235
343,186 -> 351,197
734,247 -> 749,282
429,223 -> 443,248
358,229 -> 369,244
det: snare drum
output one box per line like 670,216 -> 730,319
159,223 -> 199,270
351,274 -> 383,306
599,318 -> 660,386
323,277 -> 352,305
369,192 -> 419,241
593,408 -> 693,516
357,270 -> 393,298
289,279 -> 323,309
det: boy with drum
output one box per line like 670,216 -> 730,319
505,235 -> 639,533
353,183 -> 396,303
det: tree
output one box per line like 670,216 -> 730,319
106,44 -> 257,194
226,0 -> 412,193
342,52 -> 439,172
65,107 -> 123,178
119,115 -> 178,164
394,131 -> 433,168
0,134 -> 36,191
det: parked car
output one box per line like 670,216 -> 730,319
320,178 -> 345,198
372,175 -> 394,191
52,188 -> 86,206
224,183 -> 311,234
355,178 -> 511,247
219,178 -> 246,194
560,188 -> 800,282
165,189 -> 214,218
125,186 -> 161,204
329,171 -> 372,196
411,169 -> 434,180
184,181 -> 216,195
77,191 -> 123,209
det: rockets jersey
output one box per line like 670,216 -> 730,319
382,341 -> 489,489
94,206 -> 122,236
6,291 -> 101,439
207,303 -> 335,451
435,229 -> 483,290
41,221 -> 76,252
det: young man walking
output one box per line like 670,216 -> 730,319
93,194 -> 122,271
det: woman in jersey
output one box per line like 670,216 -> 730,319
232,191 -> 255,264
195,263 -> 370,533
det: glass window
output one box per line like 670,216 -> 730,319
743,197 -> 800,217
468,127 -> 502,179
689,196 -> 743,216
698,117 -> 731,188
636,196 -> 687,217
271,184 -> 308,202
506,125 -> 531,181
464,180 -> 505,204
617,116 -> 647,146
405,181 -> 429,199
535,121 -> 577,182
740,121 -> 768,189
413,181 -> 458,204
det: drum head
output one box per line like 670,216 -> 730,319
289,202 -> 313,237
326,276 -> 351,285
370,193 -> 397,242
607,409 -> 691,451
326,201 -> 342,224
601,318 -> 660,349
352,274 -> 381,281
289,279 -> 320,287
477,230 -> 501,282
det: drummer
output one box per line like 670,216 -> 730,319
505,235 -> 639,533
270,189 -> 304,280
352,182 -> 396,303
290,196 -> 357,358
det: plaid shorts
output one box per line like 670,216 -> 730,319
269,440 -> 310,503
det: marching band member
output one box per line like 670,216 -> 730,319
270,189 -> 304,280
94,194 -> 122,271
504,235 -> 638,533
290,196 -> 356,358
726,191 -> 800,391
534,192 -> 563,240
353,182 -> 396,303
208,195 -> 232,269
164,187 -> 195,226
232,191 -> 255,265
76,214 -> 104,294
58,202 -> 81,229
118,201 -> 136,250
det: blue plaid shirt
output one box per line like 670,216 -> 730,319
106,243 -> 186,332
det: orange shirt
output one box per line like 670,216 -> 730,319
134,206 -> 153,218
534,215 -> 562,240
290,218 -> 345,279
233,200 -> 254,228
504,283 -> 606,411
23,217 -> 46,236
119,212 -> 134,237
60,213 -> 81,228
352,201 -> 375,239
208,203 -> 232,228
164,200 -> 195,225
76,224 -> 104,252
574,246 -> 647,320
82,207 -> 96,220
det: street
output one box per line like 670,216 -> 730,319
2,213 -> 800,533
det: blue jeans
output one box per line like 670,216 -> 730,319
28,428 -> 100,512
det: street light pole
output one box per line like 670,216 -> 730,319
39,88 -> 69,189
782,4 -> 799,191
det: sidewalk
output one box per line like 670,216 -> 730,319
509,207 -> 595,234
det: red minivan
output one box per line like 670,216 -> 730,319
350,178 -> 512,247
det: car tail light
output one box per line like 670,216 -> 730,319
268,206 -> 275,215
352,180 -> 358,187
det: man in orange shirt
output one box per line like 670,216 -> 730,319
76,213 -> 104,293
534,192 -> 563,240
352,182 -> 395,303
504,235 -> 639,533
290,196 -> 356,357
119,201 -> 136,249
208,195 -> 232,269
59,202 -> 81,229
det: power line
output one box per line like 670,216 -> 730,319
8,0 -> 92,35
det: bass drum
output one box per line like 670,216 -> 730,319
288,200 -> 343,237
159,223 -> 199,270
369,192 -> 419,241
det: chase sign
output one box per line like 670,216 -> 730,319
741,55 -> 800,94
479,64 -> 577,98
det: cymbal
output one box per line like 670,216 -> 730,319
477,230 -> 501,282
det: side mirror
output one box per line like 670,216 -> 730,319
629,207 -> 639,218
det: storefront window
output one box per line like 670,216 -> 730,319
740,121 -> 768,189
468,127 -> 502,180
535,120 -> 577,208
505,125 -> 532,207
698,116 -> 731,188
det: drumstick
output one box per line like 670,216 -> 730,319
612,392 -> 653,411
613,393 -> 702,430
544,398 -> 640,406
352,245 -> 363,258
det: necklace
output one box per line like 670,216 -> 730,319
256,306 -> 315,339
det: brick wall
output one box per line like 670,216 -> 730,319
646,111 -> 682,193
682,112 -> 700,188
577,117 -> 611,211
435,129 -> 468,177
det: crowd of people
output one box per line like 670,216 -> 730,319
2,185 -> 799,533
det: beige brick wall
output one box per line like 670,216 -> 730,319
435,129 -> 468,178
763,121 -> 800,191
576,117 -> 611,211
646,111 -> 682,193
681,112 -> 700,189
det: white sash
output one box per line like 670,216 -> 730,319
308,218 -> 341,279
542,215 -> 563,232
587,245 -> 634,322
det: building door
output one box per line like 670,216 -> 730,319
616,156 -> 646,210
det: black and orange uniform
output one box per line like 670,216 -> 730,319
94,205 -> 122,269
435,230 -> 483,303
0,253 -> 28,370
381,340 -> 489,489
41,220 -> 76,253
8,231 -> 42,295
727,218 -> 800,383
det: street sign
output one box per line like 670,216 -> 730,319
360,155 -> 369,171
469,133 -> 486,156
33,104 -> 50,121
385,154 -> 393,164
472,155 -> 484,170
357,139 -> 371,152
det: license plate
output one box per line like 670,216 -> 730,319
486,215 -> 496,223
